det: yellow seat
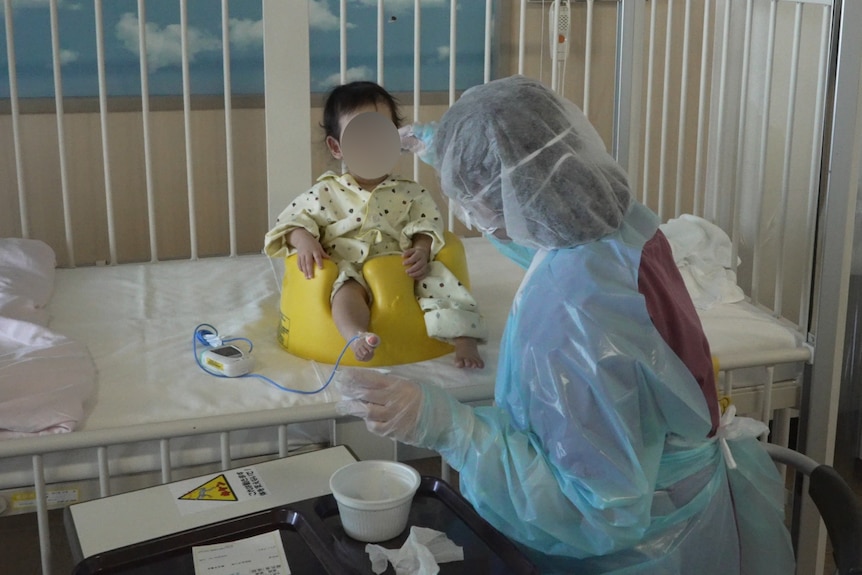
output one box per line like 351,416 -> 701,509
278,231 -> 471,367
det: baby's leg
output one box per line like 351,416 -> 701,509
453,337 -> 484,369
331,280 -> 378,361
415,261 -> 487,369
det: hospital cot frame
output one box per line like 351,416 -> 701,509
1,1 -> 861,574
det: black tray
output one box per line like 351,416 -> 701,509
70,505 -> 344,575
70,476 -> 539,575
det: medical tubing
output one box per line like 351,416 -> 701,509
192,323 -> 357,394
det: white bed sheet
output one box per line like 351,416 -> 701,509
0,237 -> 807,489
50,242 -> 518,430
0,239 -> 522,489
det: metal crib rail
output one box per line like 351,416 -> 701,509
0,384 -> 494,575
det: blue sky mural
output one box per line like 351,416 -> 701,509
0,0 -> 495,99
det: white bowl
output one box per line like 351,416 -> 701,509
329,460 -> 421,542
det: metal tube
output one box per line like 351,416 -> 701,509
377,0 -> 385,85
613,0 -> 645,193
222,0 -> 238,257
220,431 -> 231,470
751,0 -> 779,306
278,425 -> 289,458
729,0 -> 755,280
97,446 -> 111,497
340,0 -> 347,84
674,0 -> 692,217
180,0 -> 199,260
484,0 -> 493,83
798,7 -> 831,333
641,0 -> 658,207
583,0 -> 595,117
693,0 -> 713,217
723,370 -> 734,400
710,0 -> 732,221
94,0 -> 118,264
4,0 -> 29,239
518,0 -> 527,75
657,0 -> 675,219
160,438 -> 172,483
49,0 -> 75,266
138,0 -> 159,262
34,455 -> 52,575
774,3 -> 804,318
450,0 -> 458,107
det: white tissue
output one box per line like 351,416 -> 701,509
365,526 -> 464,575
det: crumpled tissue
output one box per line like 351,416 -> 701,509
365,526 -> 463,575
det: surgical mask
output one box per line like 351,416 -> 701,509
484,233 -> 536,270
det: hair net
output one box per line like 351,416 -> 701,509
433,75 -> 633,249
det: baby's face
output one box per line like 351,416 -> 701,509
338,102 -> 389,139
335,104 -> 401,183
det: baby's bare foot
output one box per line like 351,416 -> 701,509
350,332 -> 380,362
453,337 -> 484,369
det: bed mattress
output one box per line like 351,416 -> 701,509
0,237 -> 806,491
0,239 -> 519,490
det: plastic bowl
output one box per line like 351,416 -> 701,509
329,460 -> 421,542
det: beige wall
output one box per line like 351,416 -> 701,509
1,108 -> 268,266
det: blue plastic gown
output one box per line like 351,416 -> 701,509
412,203 -> 795,574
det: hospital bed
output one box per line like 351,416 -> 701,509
1,1 -> 860,574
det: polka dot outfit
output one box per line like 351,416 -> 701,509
264,171 -> 488,343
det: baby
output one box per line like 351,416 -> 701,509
264,81 -> 487,368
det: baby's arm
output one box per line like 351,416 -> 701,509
402,233 -> 433,280
288,228 -> 329,279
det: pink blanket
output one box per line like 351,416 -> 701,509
0,239 -> 95,438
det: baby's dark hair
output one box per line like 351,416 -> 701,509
322,81 -> 404,141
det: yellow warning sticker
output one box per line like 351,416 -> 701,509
178,474 -> 237,502
168,467 -> 270,516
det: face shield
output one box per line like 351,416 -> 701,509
449,193 -> 505,236
433,76 -> 633,250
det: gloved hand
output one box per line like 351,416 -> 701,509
398,122 -> 439,167
336,368 -> 477,467
335,369 -> 425,444
398,125 -> 425,155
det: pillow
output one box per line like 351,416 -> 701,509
0,316 -> 96,437
0,238 -> 57,325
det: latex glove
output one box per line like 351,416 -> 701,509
398,122 -> 439,167
398,125 -> 425,155
336,369 -> 424,444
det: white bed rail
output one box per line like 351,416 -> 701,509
0,384 -> 494,575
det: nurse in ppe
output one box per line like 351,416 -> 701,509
337,75 -> 795,574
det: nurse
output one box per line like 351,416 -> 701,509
337,75 -> 794,574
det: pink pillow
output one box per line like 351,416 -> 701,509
0,239 -> 57,325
